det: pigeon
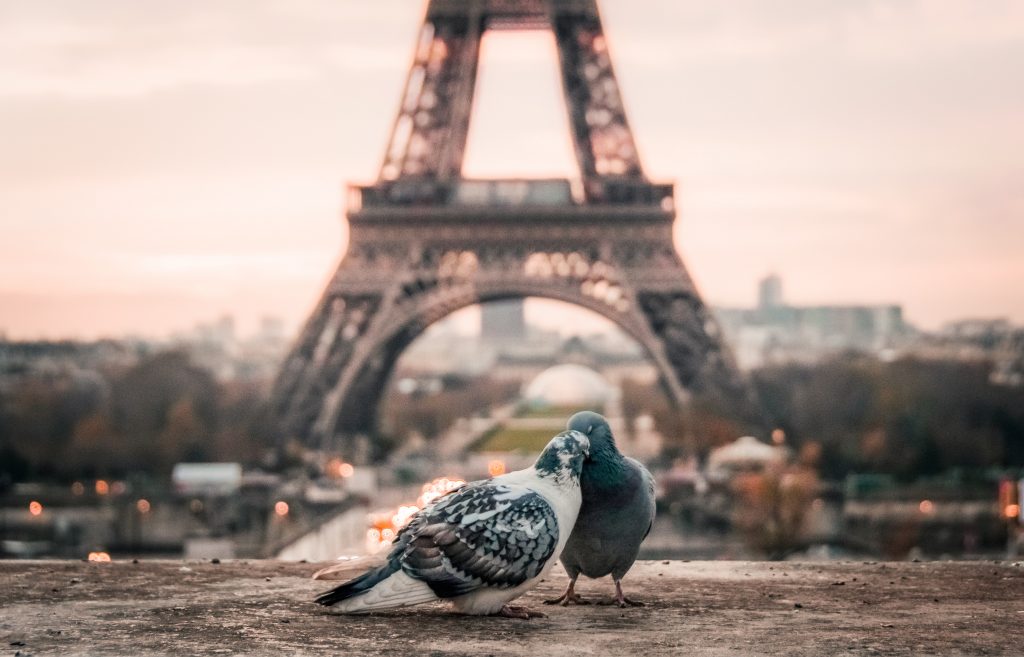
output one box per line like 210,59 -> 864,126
545,411 -> 656,608
314,430 -> 589,618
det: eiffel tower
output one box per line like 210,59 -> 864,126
270,0 -> 761,458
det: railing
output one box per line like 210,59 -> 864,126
348,178 -> 674,211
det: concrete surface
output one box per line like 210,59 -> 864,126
2,559 -> 1022,656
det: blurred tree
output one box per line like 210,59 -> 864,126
110,351 -> 219,472
620,379 -> 740,460
160,398 -> 206,463
214,381 -> 274,464
5,348 -> 1022,483
753,355 -> 1024,480
0,349 -> 277,481
732,462 -> 820,559
620,353 -> 1024,480
64,412 -> 120,476
0,372 -> 104,478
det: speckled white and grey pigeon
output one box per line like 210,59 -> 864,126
545,411 -> 656,608
314,430 -> 589,618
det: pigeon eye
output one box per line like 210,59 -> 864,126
587,425 -> 593,433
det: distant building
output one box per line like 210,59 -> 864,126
169,314 -> 290,384
397,302 -> 655,389
715,275 -> 909,369
758,273 -> 784,310
171,462 -> 243,496
910,317 -> 1024,386
939,318 -> 1014,343
492,335 -> 656,386
0,314 -> 291,393
480,299 -> 526,344
256,316 -> 287,344
523,363 -> 614,408
0,339 -> 145,391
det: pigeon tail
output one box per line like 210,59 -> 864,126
314,559 -> 398,606
316,564 -> 437,613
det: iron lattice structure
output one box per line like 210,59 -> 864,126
271,0 -> 761,456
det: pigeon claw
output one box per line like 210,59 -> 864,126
544,580 -> 589,606
601,580 -> 645,608
596,597 -> 645,607
544,592 -> 590,606
497,604 -> 546,619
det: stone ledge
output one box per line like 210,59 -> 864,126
2,560 -> 1022,656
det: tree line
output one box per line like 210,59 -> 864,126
623,353 -> 1024,481
0,351 -> 275,484
0,352 -> 523,485
5,349 -> 1023,485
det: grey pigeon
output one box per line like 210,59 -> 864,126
545,411 -> 656,607
314,430 -> 589,618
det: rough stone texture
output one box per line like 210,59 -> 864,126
2,560 -> 1022,656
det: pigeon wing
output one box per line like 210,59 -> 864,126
395,482 -> 559,598
627,457 -> 658,541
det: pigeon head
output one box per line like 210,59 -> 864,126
566,411 -> 618,461
534,430 -> 590,484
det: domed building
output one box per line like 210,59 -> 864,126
523,363 -> 614,409
707,435 -> 787,475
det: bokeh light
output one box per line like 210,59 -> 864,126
325,458 -> 344,478
365,476 -> 467,553
417,477 -> 465,509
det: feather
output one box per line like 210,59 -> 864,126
559,412 -> 657,585
313,430 -> 589,615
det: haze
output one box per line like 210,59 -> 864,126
1,0 -> 1022,339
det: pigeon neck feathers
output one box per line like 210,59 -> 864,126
566,411 -> 628,488
584,430 -> 628,489
532,430 -> 588,487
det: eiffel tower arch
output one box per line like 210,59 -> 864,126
270,0 -> 762,457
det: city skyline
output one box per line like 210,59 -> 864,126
2,0 -> 1023,339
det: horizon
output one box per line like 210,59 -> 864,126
2,1 -> 1023,340
0,277 -> 980,345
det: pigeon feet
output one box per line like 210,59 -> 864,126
543,592 -> 590,606
596,581 -> 646,608
497,605 -> 546,619
597,596 -> 645,607
544,580 -> 589,606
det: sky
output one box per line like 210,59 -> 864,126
1,0 -> 1022,340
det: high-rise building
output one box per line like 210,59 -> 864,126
480,299 -> 527,344
715,275 -> 908,369
758,274 -> 784,310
